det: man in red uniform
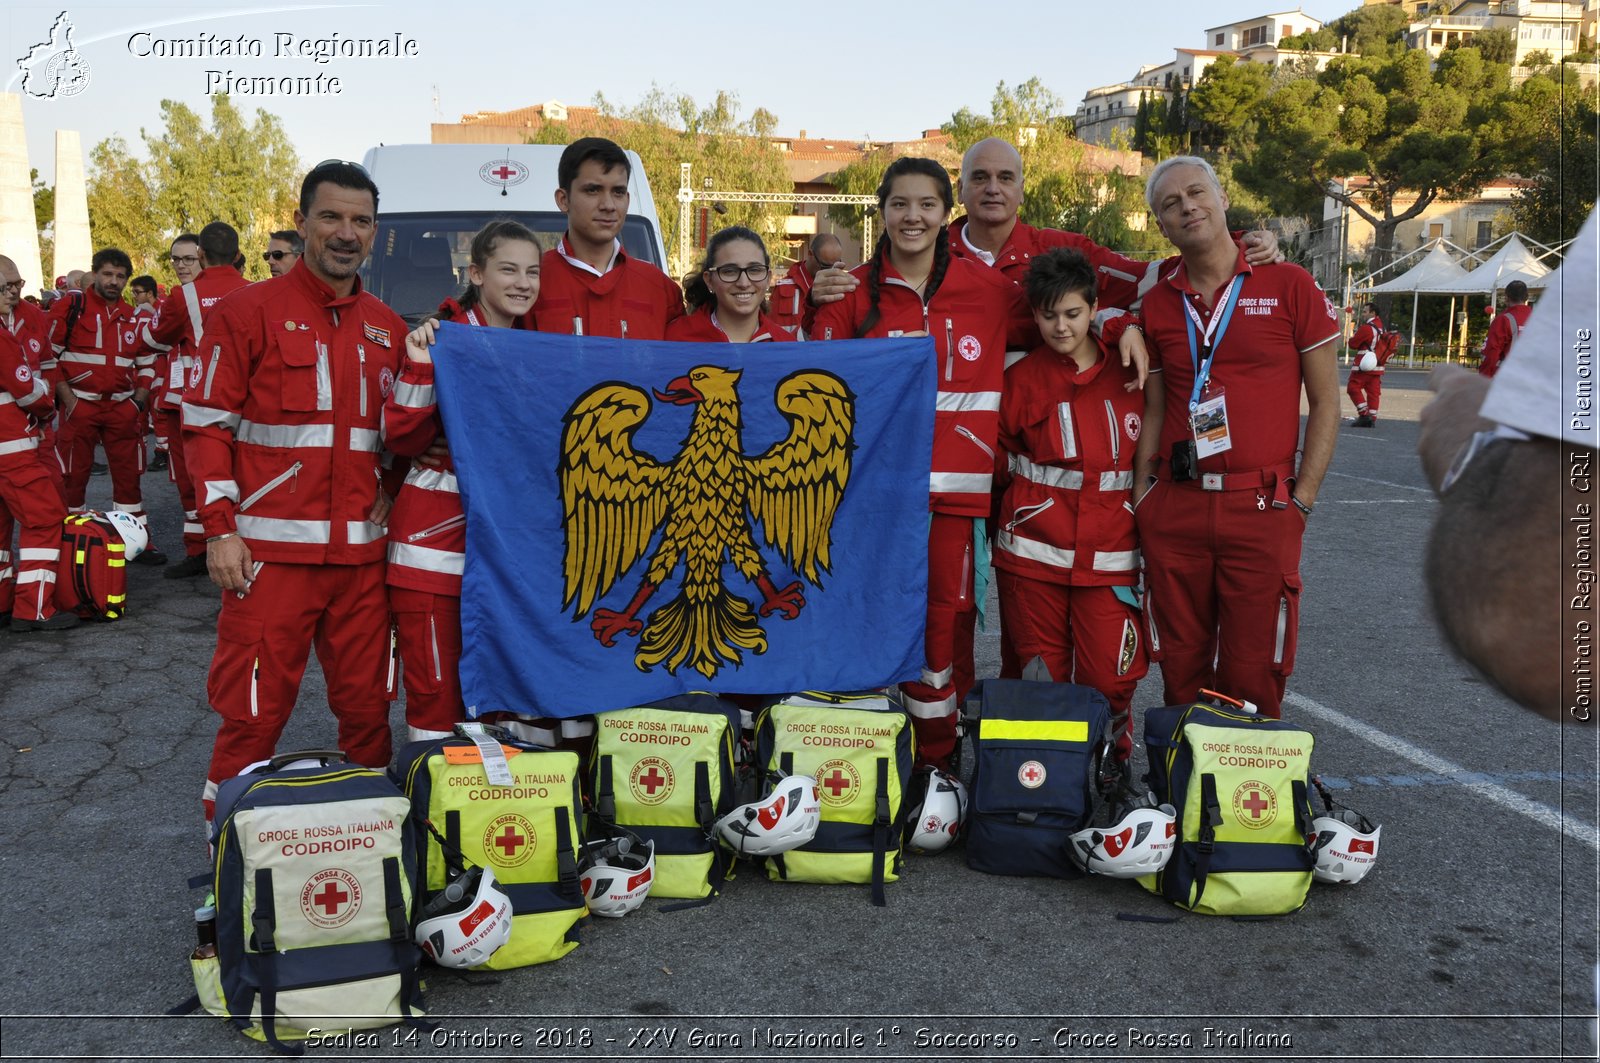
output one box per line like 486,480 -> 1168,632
127,275 -> 167,470
263,230 -> 303,278
184,161 -> 406,820
1131,157 -> 1341,718
145,221 -> 251,578
48,248 -> 167,564
0,256 -> 63,502
530,137 -> 684,339
0,257 -> 75,631
769,232 -> 842,335
1478,280 -> 1532,378
1346,302 -> 1384,427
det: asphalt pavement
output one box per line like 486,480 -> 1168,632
0,369 -> 1595,1063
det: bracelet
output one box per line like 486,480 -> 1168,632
1124,322 -> 1144,334
1291,496 -> 1313,516
206,532 -> 236,543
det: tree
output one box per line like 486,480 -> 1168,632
536,88 -> 791,277
85,96 -> 300,282
1325,4 -> 1411,56
824,148 -> 896,246
31,169 -> 53,274
1187,56 -> 1270,158
1474,28 -> 1517,66
1503,66 -> 1599,242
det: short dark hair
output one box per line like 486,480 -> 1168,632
557,138 -> 630,192
171,233 -> 199,251
198,221 -> 240,267
1024,248 -> 1098,311
269,229 -> 304,253
1506,280 -> 1529,304
1364,302 -> 1379,315
298,161 -> 379,217
91,248 -> 132,274
129,275 -> 156,293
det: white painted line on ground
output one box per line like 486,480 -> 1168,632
1285,691 -> 1600,852
1325,469 -> 1436,494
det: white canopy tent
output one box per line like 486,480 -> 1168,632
1428,234 -> 1553,294
1354,245 -> 1473,363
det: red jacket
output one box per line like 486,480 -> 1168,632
1479,304 -> 1532,378
4,302 -> 55,390
46,287 -> 149,399
768,261 -> 817,335
145,265 -> 251,409
948,217 -> 1161,312
811,253 -> 1031,516
0,325 -> 54,464
665,306 -> 797,343
1350,316 -> 1382,353
995,340 -> 1142,586
530,240 -> 685,339
182,260 -> 407,565
382,298 -> 522,595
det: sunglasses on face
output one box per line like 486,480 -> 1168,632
262,250 -> 299,262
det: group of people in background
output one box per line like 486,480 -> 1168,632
10,131 -> 1497,831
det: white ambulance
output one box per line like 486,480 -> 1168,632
358,144 -> 670,323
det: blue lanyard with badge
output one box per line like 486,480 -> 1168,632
1182,275 -> 1242,462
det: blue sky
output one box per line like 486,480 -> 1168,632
6,1 -> 1345,185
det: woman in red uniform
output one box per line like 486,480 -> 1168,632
812,156 -> 1030,770
383,220 -> 540,741
668,226 -> 796,344
995,249 -> 1147,764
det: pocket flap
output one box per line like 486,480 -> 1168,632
275,326 -> 318,367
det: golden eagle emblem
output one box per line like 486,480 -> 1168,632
559,365 -> 856,678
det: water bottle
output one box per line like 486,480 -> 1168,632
192,903 -> 217,960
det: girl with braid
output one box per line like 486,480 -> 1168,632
813,156 -> 1032,773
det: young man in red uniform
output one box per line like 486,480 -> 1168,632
0,255 -> 75,631
996,249 -> 1147,760
48,248 -> 167,564
530,137 -> 684,339
144,221 -> 251,578
769,232 -> 842,336
1478,280 -> 1532,378
1346,302 -> 1385,427
184,161 -> 407,821
1131,157 -> 1341,718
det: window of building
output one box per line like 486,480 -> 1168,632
1477,221 -> 1493,247
1432,30 -> 1443,44
1216,32 -> 1224,45
1428,222 -> 1445,240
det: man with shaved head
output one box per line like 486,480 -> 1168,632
0,255 -> 62,502
771,231 -> 844,335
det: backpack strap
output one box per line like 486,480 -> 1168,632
381,856 -> 430,1027
553,807 -> 580,901
248,868 -> 302,1056
596,755 -> 616,822
870,756 -> 890,908
1189,773 -> 1224,911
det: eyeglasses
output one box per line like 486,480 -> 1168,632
170,255 -> 199,265
709,263 -> 769,284
262,250 -> 300,262
1,280 -> 23,293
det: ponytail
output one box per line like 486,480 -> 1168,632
854,233 -> 890,338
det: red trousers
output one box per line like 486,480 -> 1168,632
58,399 -> 145,518
1135,482 -> 1304,718
899,513 -> 979,769
0,458 -> 67,621
158,408 -> 203,557
996,571 -> 1148,761
389,587 -> 466,738
1346,371 -> 1382,418
203,560 -> 393,816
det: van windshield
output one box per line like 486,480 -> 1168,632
362,212 -> 665,324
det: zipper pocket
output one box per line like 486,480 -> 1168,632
1004,498 -> 1055,537
238,461 -> 302,511
943,317 -> 955,381
1105,400 -> 1121,465
954,424 -> 994,460
407,513 -> 466,543
958,539 -> 972,605
428,613 -> 442,683
250,657 -> 260,718
358,344 -> 368,417
1272,595 -> 1289,665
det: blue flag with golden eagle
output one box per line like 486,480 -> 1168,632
430,326 -> 935,718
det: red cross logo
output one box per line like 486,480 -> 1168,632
823,770 -> 851,797
1231,781 -> 1278,829
1241,791 -> 1269,819
491,165 -> 516,181
815,759 -> 860,806
637,767 -> 666,795
1018,760 -> 1046,789
629,757 -> 675,805
313,881 -> 348,915
494,825 -> 525,856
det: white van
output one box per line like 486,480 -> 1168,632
358,144 -> 669,323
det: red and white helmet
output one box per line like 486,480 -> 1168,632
906,768 -> 967,854
415,864 -> 513,969
103,511 -> 147,560
1068,798 -> 1177,878
1310,810 -> 1381,884
714,773 -> 821,857
579,834 -> 656,917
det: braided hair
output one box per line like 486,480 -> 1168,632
855,156 -> 955,338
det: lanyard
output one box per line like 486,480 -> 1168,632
1182,274 -> 1243,411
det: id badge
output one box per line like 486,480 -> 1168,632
1190,387 -> 1233,459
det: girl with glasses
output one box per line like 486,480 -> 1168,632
667,226 -> 795,344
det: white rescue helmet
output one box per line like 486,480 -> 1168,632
1358,351 -> 1379,372
1068,799 -> 1177,877
1310,809 -> 1381,884
579,835 -> 656,917
414,864 -> 513,968
906,768 -> 968,853
713,774 -> 821,857
103,510 -> 147,560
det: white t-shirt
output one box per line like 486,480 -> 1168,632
1480,209 -> 1599,449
